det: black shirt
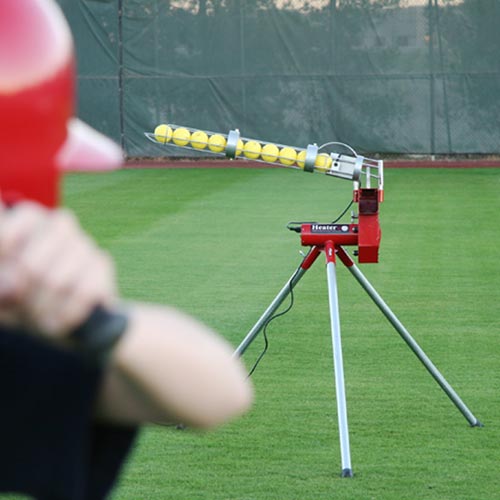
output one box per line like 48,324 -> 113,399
0,326 -> 137,499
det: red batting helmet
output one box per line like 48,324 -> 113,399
0,0 -> 122,207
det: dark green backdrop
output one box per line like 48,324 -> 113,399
57,0 -> 500,157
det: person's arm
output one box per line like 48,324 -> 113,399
96,303 -> 252,427
0,202 -> 253,428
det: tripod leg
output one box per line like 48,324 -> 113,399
337,246 -> 482,427
325,242 -> 353,477
234,246 -> 322,357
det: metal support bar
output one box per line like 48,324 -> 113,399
234,247 -> 321,357
336,246 -> 482,427
325,242 -> 353,477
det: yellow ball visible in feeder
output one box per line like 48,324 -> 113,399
261,143 -> 280,163
296,150 -> 307,169
315,153 -> 332,171
243,140 -> 261,159
235,139 -> 244,156
279,146 -> 297,166
154,124 -> 172,144
191,130 -> 209,150
172,127 -> 191,146
208,134 -> 227,153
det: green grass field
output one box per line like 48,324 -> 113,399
5,166 -> 498,500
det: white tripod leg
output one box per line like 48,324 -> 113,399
325,242 -> 353,477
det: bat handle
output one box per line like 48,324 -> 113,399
70,305 -> 128,365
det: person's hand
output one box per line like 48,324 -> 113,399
0,202 -> 117,338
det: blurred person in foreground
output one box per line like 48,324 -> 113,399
0,1 -> 253,498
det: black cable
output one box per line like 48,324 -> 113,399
331,199 -> 354,224
286,198 -> 354,232
247,198 -> 354,377
246,268 -> 298,378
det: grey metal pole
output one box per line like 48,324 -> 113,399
337,247 -> 482,427
325,242 -> 353,477
234,247 -> 321,357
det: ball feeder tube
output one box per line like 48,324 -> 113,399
145,124 -> 374,187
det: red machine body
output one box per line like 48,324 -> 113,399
300,188 -> 381,264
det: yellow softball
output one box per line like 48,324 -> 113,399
208,134 -> 227,153
279,146 -> 297,166
243,140 -> 262,159
172,127 -> 191,146
315,153 -> 333,171
190,130 -> 209,150
154,124 -> 172,144
296,150 -> 307,169
261,143 -> 280,163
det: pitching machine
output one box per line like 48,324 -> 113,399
145,124 -> 482,477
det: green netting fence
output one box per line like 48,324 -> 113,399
57,0 -> 500,158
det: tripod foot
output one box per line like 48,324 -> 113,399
341,468 -> 353,478
471,420 -> 484,428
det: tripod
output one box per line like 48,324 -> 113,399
235,190 -> 482,478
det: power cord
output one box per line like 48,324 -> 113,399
247,198 -> 354,377
246,267 -> 299,378
286,199 -> 354,232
